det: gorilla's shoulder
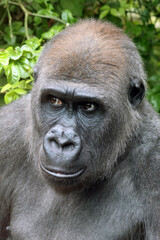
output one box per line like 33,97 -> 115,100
0,94 -> 31,147
0,94 -> 31,123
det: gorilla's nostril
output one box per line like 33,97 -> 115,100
49,137 -> 75,151
62,143 -> 74,151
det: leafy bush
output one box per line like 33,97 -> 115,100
0,0 -> 160,112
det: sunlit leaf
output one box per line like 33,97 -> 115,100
24,38 -> 42,49
18,57 -> 32,79
4,91 -> 19,104
41,25 -> 64,39
110,8 -> 119,17
99,10 -> 110,20
1,84 -> 12,93
100,5 -> 110,11
61,10 -> 76,23
4,61 -> 21,84
37,9 -> 59,17
6,46 -> 22,60
13,89 -> 28,95
0,51 -> 9,66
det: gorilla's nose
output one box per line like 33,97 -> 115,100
43,124 -> 81,165
50,125 -> 79,150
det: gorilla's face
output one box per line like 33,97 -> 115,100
32,77 -> 141,190
37,81 -> 108,188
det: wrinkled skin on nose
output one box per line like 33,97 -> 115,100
43,124 -> 81,168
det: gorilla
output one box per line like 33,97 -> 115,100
0,19 -> 160,240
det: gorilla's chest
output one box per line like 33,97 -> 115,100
8,182 -> 142,240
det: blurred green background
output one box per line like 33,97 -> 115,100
0,0 -> 160,112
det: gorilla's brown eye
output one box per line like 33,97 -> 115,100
81,103 -> 96,112
49,96 -> 63,106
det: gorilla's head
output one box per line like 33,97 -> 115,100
30,20 -> 145,190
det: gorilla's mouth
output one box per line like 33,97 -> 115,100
40,163 -> 84,179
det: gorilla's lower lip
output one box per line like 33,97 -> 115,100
40,164 -> 84,178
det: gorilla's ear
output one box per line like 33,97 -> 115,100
33,65 -> 38,82
129,78 -> 145,108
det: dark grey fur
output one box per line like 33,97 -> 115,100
0,20 -> 160,240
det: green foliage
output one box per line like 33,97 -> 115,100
60,0 -> 85,17
0,0 -> 160,112
0,37 -> 41,104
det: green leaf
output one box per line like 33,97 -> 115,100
4,92 -> 14,104
149,85 -> 160,95
0,51 -> 9,66
25,83 -> 33,90
4,61 -> 21,84
61,10 -> 76,23
1,84 -> 12,93
120,0 -> 131,9
41,29 -> 54,40
119,7 -> 125,16
18,57 -> 32,79
137,39 -> 149,53
0,75 -> 7,88
4,21 -> 22,35
26,79 -> 33,84
10,80 -> 32,91
13,89 -> 28,95
46,3 -> 54,10
21,45 -> 34,58
4,91 -> 19,104
37,9 -> 59,17
41,25 -> 64,39
3,34 -> 16,45
110,8 -> 119,17
23,78 -> 33,90
126,22 -> 142,37
156,3 -> 160,12
28,58 -> 37,69
12,21 -> 23,33
34,16 -> 42,26
30,1 -> 42,11
6,46 -> 22,60
99,10 -> 110,20
149,95 -> 160,112
60,0 -> 85,17
13,80 -> 26,89
34,0 -> 44,3
24,38 -> 42,50
16,27 -> 33,36
100,5 -> 110,11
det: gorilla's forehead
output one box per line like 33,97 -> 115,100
37,21 -> 130,83
38,50 -> 127,88
41,58 -> 125,84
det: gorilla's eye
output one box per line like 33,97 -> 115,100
80,102 -> 96,112
49,96 -> 63,106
